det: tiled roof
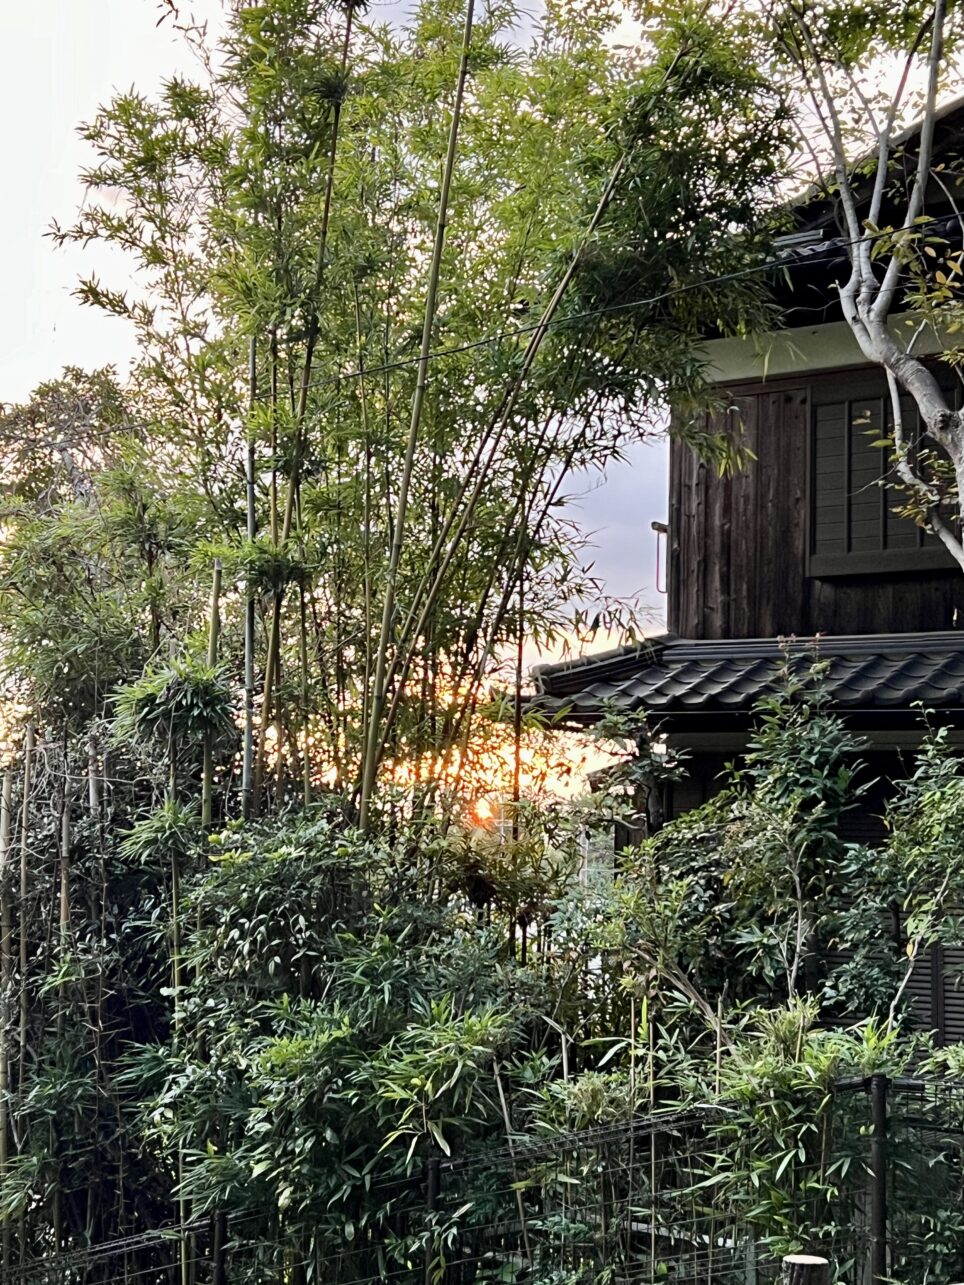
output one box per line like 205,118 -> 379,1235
775,211 -> 963,274
531,632 -> 964,721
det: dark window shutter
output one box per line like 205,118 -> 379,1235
809,376 -> 955,576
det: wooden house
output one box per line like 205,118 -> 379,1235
532,98 -> 964,1040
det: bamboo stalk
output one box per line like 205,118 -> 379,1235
359,0 -> 476,830
371,67 -> 688,771
254,3 -> 356,811
87,735 -> 99,821
353,283 -> 374,745
493,1060 -> 532,1265
171,840 -> 189,1285
299,582 -> 311,807
201,558 -> 223,829
16,729 -> 32,1280
0,770 -> 13,1276
270,330 -> 279,548
511,578 -> 524,841
59,788 -> 71,948
242,336 -> 258,818
18,727 -> 32,1082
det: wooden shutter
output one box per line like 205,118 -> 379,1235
809,377 -> 955,576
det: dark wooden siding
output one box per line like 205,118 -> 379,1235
668,369 -> 964,639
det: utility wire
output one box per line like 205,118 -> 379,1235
255,214 -> 958,400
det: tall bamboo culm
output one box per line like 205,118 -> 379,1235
202,558 -> 223,829
253,1 -> 357,815
242,335 -> 257,819
18,727 -> 33,1082
0,770 -> 13,1275
359,0 -> 476,830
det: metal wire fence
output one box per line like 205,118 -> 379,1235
885,1076 -> 964,1283
12,1078 -> 964,1285
431,1107 -> 754,1285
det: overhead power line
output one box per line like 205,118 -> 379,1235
254,215 -> 956,400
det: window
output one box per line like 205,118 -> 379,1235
809,371 -> 957,577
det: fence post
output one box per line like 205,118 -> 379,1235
781,1255 -> 830,1284
211,1211 -> 226,1285
870,1073 -> 888,1284
425,1158 -> 441,1285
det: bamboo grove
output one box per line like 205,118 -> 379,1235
6,0 -> 944,1280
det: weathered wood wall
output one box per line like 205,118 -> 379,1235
668,370 -> 964,639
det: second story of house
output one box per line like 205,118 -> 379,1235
668,339 -> 964,640
667,95 -> 964,642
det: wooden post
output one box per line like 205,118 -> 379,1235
782,1255 -> 830,1284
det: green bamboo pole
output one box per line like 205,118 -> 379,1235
371,56 -> 691,770
242,337 -> 258,818
18,727 -> 32,1081
254,2 -> 356,814
201,558 -> 223,829
359,0 -> 476,830
58,788 -> 70,950
352,283 -> 374,747
16,729 -> 32,1266
0,770 -> 13,1275
299,582 -> 311,807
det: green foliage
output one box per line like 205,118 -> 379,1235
112,657 -> 237,750
120,800 -> 200,866
8,0 -> 964,1278
572,0 -> 790,438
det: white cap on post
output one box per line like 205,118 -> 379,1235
782,1255 -> 830,1285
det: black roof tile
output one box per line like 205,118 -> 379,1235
531,632 -> 964,722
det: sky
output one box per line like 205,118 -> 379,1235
0,0 -> 669,645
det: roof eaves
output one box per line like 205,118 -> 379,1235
531,634 -> 673,697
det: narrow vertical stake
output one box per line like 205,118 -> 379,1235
870,1073 -> 888,1284
424,1158 -> 440,1285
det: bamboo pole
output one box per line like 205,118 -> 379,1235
254,2 -> 356,813
299,582 -> 311,807
369,60 -> 689,772
201,558 -> 223,829
353,283 -> 374,746
359,0 -> 476,830
50,775 -> 70,1254
0,770 -> 13,1275
171,840 -> 190,1285
16,728 -> 32,1266
59,789 -> 71,948
18,727 -> 32,1084
242,337 -> 258,819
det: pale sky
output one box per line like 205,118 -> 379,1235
0,0 -> 666,632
